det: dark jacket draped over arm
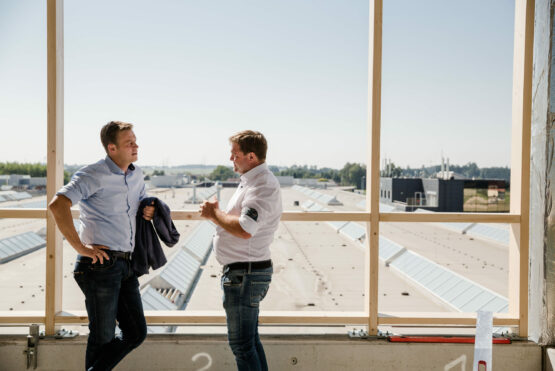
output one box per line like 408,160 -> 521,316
132,197 -> 180,277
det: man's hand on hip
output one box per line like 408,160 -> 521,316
78,244 -> 110,264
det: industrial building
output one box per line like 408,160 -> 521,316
379,177 -> 507,212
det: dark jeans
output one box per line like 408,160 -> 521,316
74,255 -> 147,371
222,265 -> 272,371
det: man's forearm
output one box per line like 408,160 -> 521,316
48,196 -> 84,251
211,209 -> 252,239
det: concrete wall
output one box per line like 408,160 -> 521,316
529,0 -> 555,345
0,334 -> 542,371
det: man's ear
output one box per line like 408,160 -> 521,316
107,143 -> 117,153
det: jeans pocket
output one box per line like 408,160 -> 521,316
73,270 -> 86,285
90,257 -> 116,272
222,273 -> 244,287
250,277 -> 271,307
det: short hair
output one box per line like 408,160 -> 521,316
229,130 -> 267,161
100,121 -> 134,153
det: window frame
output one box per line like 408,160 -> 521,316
0,0 -> 533,337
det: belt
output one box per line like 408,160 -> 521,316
77,250 -> 132,262
107,250 -> 132,260
223,260 -> 272,272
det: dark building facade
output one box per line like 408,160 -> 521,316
380,178 -> 505,212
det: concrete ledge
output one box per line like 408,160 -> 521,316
0,334 -> 542,370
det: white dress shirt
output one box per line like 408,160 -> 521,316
213,162 -> 282,265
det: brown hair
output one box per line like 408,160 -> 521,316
229,130 -> 268,161
100,121 -> 134,153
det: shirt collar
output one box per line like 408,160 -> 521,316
105,155 -> 135,175
240,162 -> 267,184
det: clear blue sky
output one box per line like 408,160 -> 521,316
0,0 -> 514,169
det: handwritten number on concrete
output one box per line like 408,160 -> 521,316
192,352 -> 212,371
444,354 -> 466,371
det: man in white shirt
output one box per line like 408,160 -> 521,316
200,130 -> 282,371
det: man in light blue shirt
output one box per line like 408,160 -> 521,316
49,121 -> 154,371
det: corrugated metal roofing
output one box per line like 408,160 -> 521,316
307,203 -> 325,212
339,222 -> 366,242
0,191 -> 32,201
13,192 -> 32,200
466,224 -> 509,245
320,218 -> 509,317
380,203 -> 396,212
326,221 -> 349,231
182,221 -> 216,262
378,236 -> 405,261
389,250 -> 508,313
441,223 -> 474,233
159,249 -> 201,294
356,199 -> 397,212
0,232 -> 46,264
187,186 -> 217,203
292,186 -> 343,205
141,284 -> 178,311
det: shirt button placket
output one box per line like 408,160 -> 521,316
124,172 -> 133,248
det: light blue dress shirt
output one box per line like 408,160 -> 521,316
57,156 -> 146,252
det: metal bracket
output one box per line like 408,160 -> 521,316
39,328 -> 79,339
348,328 -> 369,339
348,328 -> 390,340
495,330 -> 525,341
23,324 -> 39,369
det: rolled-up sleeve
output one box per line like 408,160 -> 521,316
238,184 -> 278,236
56,169 -> 99,206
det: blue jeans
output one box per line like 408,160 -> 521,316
74,256 -> 147,371
222,265 -> 273,371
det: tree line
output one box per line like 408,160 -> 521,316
391,162 -> 510,182
208,162 -> 509,188
0,162 -> 72,183
2,161 -> 508,189
208,163 -> 367,188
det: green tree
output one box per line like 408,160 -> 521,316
380,162 -> 402,177
339,163 -> 366,188
64,171 -> 71,184
277,165 -> 341,183
0,162 -> 73,184
209,165 -> 236,181
0,162 -> 47,176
